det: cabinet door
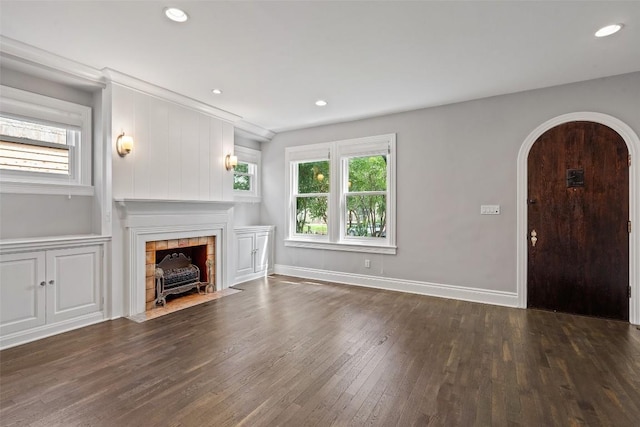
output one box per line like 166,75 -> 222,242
236,233 -> 255,278
0,251 -> 46,336
254,232 -> 270,273
46,246 -> 102,324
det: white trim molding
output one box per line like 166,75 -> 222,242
0,36 -> 105,89
284,133 -> 397,254
235,120 -> 275,143
275,264 -> 518,308
516,112 -> 640,324
103,69 -> 241,124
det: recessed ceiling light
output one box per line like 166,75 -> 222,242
212,89 -> 222,95
595,23 -> 623,38
315,100 -> 328,107
165,7 -> 189,23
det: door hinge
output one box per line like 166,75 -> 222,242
629,221 -> 632,234
629,286 -> 632,299
629,154 -> 632,167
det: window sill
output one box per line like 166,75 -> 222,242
284,239 -> 397,254
0,181 -> 94,196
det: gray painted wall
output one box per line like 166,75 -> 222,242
0,194 -> 94,239
261,72 -> 640,293
0,67 -> 99,239
233,134 -> 262,225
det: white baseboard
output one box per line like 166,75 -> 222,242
274,264 -> 519,308
0,312 -> 106,350
233,268 -> 275,286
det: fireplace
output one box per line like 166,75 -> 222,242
145,236 -> 215,310
115,199 -> 234,317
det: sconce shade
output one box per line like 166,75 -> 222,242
225,154 -> 238,171
116,132 -> 134,157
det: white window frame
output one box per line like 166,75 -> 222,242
0,85 -> 92,195
233,145 -> 261,202
285,133 -> 396,254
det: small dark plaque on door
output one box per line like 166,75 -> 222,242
566,169 -> 584,187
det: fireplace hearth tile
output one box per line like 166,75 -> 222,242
128,288 -> 241,323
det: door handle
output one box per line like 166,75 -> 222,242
530,230 -> 538,247
48,280 -> 55,285
40,281 -> 46,287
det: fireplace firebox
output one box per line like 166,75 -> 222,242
145,236 -> 215,311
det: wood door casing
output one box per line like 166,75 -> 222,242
527,121 -> 629,320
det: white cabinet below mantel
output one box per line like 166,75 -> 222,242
234,226 -> 274,285
0,238 -> 106,349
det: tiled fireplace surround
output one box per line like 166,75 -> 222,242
145,236 -> 215,311
115,200 -> 233,316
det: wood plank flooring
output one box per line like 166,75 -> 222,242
2,275 -> 640,426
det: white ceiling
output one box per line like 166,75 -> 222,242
1,1 -> 639,136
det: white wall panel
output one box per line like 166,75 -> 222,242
209,118 -> 223,201
167,104 -> 183,200
198,115 -> 211,200
111,84 -> 232,201
222,121 -> 235,201
132,91 -> 150,199
111,84 -> 135,198
148,101 -> 169,199
180,111 -> 199,200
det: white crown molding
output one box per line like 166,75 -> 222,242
234,120 -> 276,142
1,37 -> 274,140
0,36 -> 105,89
102,68 -> 242,124
274,264 -> 519,308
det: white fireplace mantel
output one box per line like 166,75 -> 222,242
114,198 -> 235,316
114,198 -> 235,227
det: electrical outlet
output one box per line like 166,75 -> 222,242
365,259 -> 371,268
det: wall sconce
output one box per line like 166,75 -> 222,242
116,132 -> 134,157
225,154 -> 238,171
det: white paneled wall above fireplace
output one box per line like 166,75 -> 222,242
110,79 -> 236,202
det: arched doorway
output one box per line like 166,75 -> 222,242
518,112 -> 640,324
528,121 -> 628,319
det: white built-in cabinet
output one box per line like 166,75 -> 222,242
0,237 -> 107,349
234,226 -> 274,284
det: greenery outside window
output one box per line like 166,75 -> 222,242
295,160 -> 330,236
233,161 -> 256,191
344,155 -> 387,239
285,134 -> 396,254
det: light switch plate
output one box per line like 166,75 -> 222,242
481,205 -> 500,215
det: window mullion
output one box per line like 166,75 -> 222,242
329,143 -> 341,243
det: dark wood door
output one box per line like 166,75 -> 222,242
527,121 -> 629,320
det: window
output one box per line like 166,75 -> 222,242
0,86 -> 92,195
344,155 -> 387,238
233,145 -> 261,201
295,160 -> 330,236
233,161 -> 256,191
285,134 -> 396,254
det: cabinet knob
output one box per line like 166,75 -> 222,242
48,280 -> 55,285
40,281 -> 46,287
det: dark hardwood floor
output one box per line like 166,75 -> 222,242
2,275 -> 640,426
